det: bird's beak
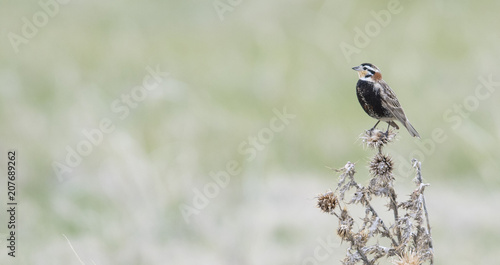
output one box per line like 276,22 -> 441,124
352,65 -> 362,71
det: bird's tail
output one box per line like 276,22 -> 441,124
404,119 -> 420,138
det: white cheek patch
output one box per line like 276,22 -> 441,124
359,76 -> 374,83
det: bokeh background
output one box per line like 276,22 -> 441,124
1,0 -> 500,264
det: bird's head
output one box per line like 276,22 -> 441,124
352,63 -> 382,81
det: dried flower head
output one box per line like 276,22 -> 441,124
337,224 -> 351,241
361,129 -> 396,149
392,250 -> 422,265
337,207 -> 354,241
317,190 -> 338,214
370,153 -> 394,177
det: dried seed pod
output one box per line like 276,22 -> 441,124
337,224 -> 351,241
369,153 -> 394,178
361,129 -> 396,149
392,250 -> 422,265
317,190 -> 338,214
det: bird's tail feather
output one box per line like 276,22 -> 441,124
404,120 -> 420,138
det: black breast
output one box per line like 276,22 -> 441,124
356,80 -> 391,119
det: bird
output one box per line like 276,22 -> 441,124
352,63 -> 420,138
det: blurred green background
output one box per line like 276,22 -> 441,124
1,0 -> 500,264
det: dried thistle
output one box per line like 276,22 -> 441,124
337,224 -> 351,241
334,161 -> 358,201
365,244 -> 390,260
369,153 -> 394,178
392,250 -> 422,265
316,190 -> 338,214
360,129 -> 396,150
340,208 -> 354,230
316,130 -> 434,264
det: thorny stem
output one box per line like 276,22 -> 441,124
365,202 -> 399,248
413,159 -> 434,265
347,234 -> 372,265
379,145 -> 402,246
389,188 -> 401,245
355,245 -> 372,265
350,181 -> 398,248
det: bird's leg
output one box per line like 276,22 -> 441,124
370,120 -> 381,131
368,120 -> 381,136
385,123 -> 391,137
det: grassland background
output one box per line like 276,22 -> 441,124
1,0 -> 500,264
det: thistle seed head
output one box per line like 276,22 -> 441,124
361,129 -> 396,149
337,224 -> 351,241
391,250 -> 422,265
317,190 -> 338,214
370,153 -> 394,178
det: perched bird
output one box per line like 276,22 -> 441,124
352,63 -> 420,138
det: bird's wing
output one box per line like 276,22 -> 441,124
378,80 -> 421,138
377,81 -> 408,124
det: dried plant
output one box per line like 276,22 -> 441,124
317,129 -> 434,265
